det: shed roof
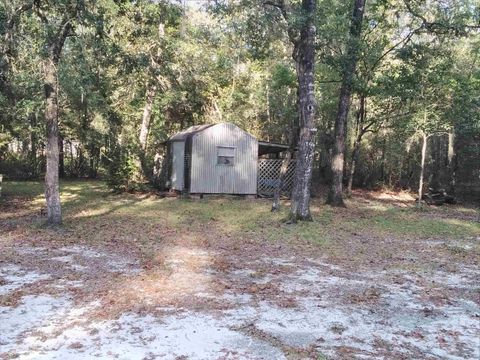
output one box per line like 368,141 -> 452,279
166,123 -> 290,155
258,141 -> 290,155
168,124 -> 214,142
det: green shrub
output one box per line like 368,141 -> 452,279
0,153 -> 42,180
105,144 -> 138,193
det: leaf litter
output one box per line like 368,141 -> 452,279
0,189 -> 479,359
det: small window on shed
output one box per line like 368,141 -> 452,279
217,146 -> 235,166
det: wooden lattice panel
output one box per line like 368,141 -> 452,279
257,159 -> 296,197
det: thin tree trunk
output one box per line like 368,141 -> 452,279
69,141 -> 74,174
29,112 -> 38,178
89,155 -> 97,178
272,112 -> 300,212
266,83 -> 271,125
347,141 -> 360,196
418,132 -> 428,207
213,100 -> 223,121
429,134 -> 441,190
272,151 -> 293,212
397,155 -> 404,188
346,95 -> 365,196
58,133 -> 65,178
139,84 -> 156,151
447,131 -> 456,194
44,58 -> 62,224
78,146 -> 84,176
447,132 -> 455,164
380,137 -> 386,182
138,84 -> 156,178
289,0 -> 317,222
327,0 -> 366,207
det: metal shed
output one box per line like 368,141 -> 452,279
165,123 -> 259,195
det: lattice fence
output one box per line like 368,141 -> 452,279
257,159 -> 296,197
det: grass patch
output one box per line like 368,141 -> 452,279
354,208 -> 479,238
1,180 -> 44,198
2,180 -> 478,248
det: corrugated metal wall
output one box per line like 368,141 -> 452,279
190,123 -> 258,194
171,141 -> 185,191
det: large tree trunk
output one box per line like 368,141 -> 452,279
327,0 -> 366,207
44,58 -> 62,224
417,132 -> 428,207
42,20 -> 73,225
288,0 -> 317,222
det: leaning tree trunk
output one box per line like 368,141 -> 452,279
327,0 -> 366,207
44,58 -> 62,224
417,132 -> 428,207
288,0 -> 317,222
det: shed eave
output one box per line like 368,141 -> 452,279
258,141 -> 290,155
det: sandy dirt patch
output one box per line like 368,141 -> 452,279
1,240 -> 479,359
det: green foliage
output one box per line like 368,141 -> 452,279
0,153 -> 38,180
105,144 -> 137,193
0,0 -> 478,199
0,131 -> 11,149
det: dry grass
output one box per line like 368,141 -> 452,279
1,180 -> 478,252
0,180 -> 477,281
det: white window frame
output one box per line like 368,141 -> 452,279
216,146 -> 236,166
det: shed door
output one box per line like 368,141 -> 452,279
171,141 -> 184,191
216,146 -> 235,193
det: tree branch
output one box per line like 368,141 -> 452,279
403,0 -> 480,35
369,26 -> 420,73
7,3 -> 34,29
263,0 -> 299,47
318,79 -> 341,84
50,17 -> 74,64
